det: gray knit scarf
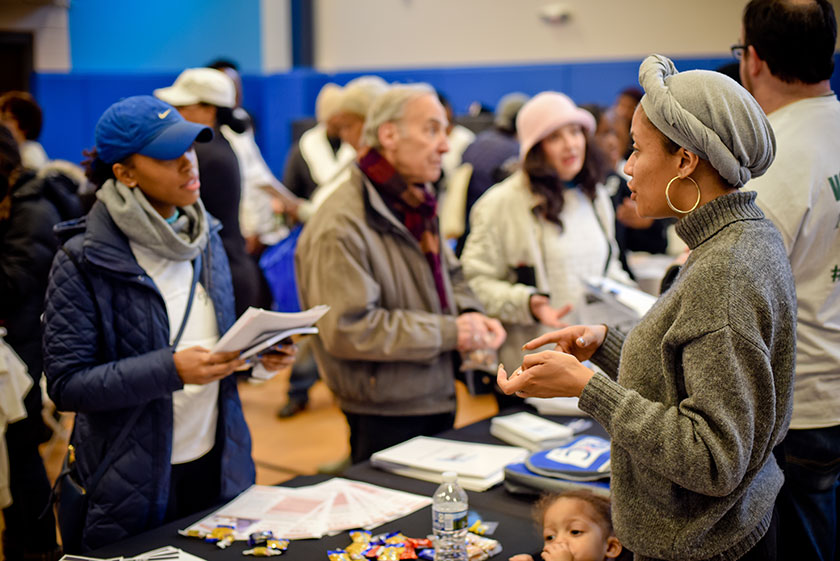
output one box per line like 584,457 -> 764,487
96,179 -> 208,261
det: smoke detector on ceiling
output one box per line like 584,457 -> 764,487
538,3 -> 573,24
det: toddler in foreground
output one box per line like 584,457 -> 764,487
509,490 -> 630,561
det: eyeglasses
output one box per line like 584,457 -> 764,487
730,44 -> 747,60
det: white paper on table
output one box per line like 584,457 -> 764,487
182,480 -> 432,541
373,464 -> 503,492
343,479 -> 432,521
525,397 -> 587,417
333,479 -> 432,530
133,546 -> 206,561
323,487 -> 373,534
371,436 -> 527,479
185,486 -> 328,539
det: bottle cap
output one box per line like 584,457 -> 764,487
442,471 -> 457,482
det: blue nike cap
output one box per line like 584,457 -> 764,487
95,95 -> 213,164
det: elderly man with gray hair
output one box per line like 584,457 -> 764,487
296,84 -> 506,463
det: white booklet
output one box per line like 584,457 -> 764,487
212,305 -> 329,359
490,412 -> 574,451
370,436 -> 527,491
525,396 -> 587,417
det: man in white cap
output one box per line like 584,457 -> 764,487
333,75 -> 389,152
283,83 -> 355,202
208,59 -> 295,251
295,76 -> 390,221
155,68 -> 266,315
738,1 -> 840,559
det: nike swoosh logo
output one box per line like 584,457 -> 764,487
158,109 -> 171,119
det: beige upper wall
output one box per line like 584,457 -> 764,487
4,0 -> 840,74
314,0 -> 840,71
0,3 -> 70,72
262,0 -> 292,73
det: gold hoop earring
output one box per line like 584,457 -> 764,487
665,176 -> 701,214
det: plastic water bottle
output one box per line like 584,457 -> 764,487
432,471 -> 468,561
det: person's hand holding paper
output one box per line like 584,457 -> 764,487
212,305 -> 329,380
252,342 -> 298,372
174,347 -> 246,385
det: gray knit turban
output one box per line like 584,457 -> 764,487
638,54 -> 776,188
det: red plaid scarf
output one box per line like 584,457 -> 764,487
358,148 -> 449,312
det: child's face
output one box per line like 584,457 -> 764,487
542,498 -> 621,561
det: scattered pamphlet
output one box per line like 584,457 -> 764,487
60,546 -> 204,561
212,305 -> 329,358
370,436 -> 527,491
490,412 -> 585,451
181,479 -> 432,541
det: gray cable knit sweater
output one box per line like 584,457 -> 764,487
581,191 -> 796,561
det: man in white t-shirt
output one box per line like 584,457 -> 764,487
738,1 -> 840,559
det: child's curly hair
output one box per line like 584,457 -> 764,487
533,489 -> 633,561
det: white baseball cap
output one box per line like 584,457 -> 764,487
154,67 -> 236,109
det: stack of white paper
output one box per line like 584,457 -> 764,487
212,305 -> 329,358
182,479 -> 432,541
370,436 -> 528,491
490,412 -> 575,451
525,396 -> 587,416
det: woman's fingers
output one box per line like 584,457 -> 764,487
497,363 -> 524,395
522,330 -> 565,350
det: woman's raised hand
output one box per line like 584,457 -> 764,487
523,324 -> 607,362
496,350 -> 593,399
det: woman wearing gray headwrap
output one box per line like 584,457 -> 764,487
498,55 -> 796,561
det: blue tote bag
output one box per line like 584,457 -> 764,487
259,224 -> 303,312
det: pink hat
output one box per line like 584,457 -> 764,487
516,92 -> 596,159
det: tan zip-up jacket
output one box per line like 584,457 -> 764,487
295,166 -> 484,416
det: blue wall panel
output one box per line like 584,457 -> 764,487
68,0 -> 262,73
34,72 -> 180,163
33,55 -> 840,180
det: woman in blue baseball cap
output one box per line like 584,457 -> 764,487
41,95 -> 296,552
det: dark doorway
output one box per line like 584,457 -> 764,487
0,31 -> 34,93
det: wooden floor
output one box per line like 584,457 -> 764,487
240,372 -> 499,485
13,370 -> 498,559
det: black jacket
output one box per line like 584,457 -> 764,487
0,163 -> 84,417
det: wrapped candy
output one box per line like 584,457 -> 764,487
346,529 -> 373,559
249,530 -> 277,546
206,525 -> 236,549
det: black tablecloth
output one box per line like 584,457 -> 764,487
88,409 -> 606,560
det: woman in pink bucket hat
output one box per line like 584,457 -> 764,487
460,91 -> 631,407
